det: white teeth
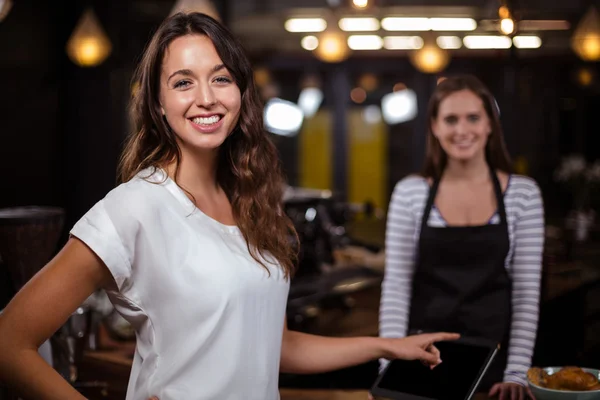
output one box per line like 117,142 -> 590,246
192,115 -> 220,125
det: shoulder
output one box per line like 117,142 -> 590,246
103,169 -> 166,212
506,174 -> 542,200
393,175 -> 429,195
388,175 -> 428,211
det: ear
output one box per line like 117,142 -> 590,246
161,106 -> 166,116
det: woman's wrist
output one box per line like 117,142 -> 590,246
367,337 -> 394,360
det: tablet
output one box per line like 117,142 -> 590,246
370,336 -> 499,400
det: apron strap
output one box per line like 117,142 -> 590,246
489,167 -> 508,225
421,178 -> 440,232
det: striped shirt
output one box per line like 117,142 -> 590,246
380,174 -> 545,385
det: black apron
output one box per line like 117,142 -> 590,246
407,168 -> 511,391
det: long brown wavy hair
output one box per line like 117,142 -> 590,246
119,12 -> 298,278
422,75 -> 513,179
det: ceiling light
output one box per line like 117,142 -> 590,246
383,36 -> 424,50
513,36 -> 542,49
381,17 -> 430,31
463,35 -> 512,49
339,17 -> 380,32
500,18 -> 515,35
429,18 -> 477,31
285,18 -> 327,33
381,17 -> 476,32
301,35 -> 319,50
314,31 -> 351,63
348,35 -> 383,50
353,0 -> 368,9
436,36 -> 462,49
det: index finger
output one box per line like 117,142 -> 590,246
424,332 -> 460,342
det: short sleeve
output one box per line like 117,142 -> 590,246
70,199 -> 134,291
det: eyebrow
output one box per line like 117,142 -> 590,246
167,64 -> 227,83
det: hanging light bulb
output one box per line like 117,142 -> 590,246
66,8 -> 112,67
571,6 -> 600,62
170,0 -> 220,21
353,0 -> 368,9
409,37 -> 450,74
313,30 -> 351,63
500,18 -> 515,35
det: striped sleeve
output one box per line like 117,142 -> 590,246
504,179 -> 545,385
378,177 -> 421,370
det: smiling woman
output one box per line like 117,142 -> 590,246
0,12 -> 461,400
379,75 -> 545,400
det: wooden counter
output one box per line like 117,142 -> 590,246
79,349 -> 491,400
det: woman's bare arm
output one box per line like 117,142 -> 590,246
0,237 -> 115,400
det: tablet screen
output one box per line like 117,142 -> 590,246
374,339 -> 497,400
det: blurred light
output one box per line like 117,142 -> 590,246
518,20 -> 570,31
381,89 -> 418,124
571,7 -> 600,62
297,87 -> 323,118
305,207 -> 317,221
314,31 -> 351,63
437,76 -> 447,84
264,98 -> 304,136
498,6 -> 510,20
253,67 -> 271,87
170,0 -> 220,21
66,8 -> 112,67
429,18 -> 477,31
353,0 -> 368,8
409,44 -> 450,74
577,68 -> 594,87
301,35 -> 319,50
436,36 -> 462,49
513,35 -> 542,49
348,35 -> 383,50
0,0 -> 13,22
383,36 -> 424,50
393,82 -> 407,92
500,18 -> 515,35
362,105 -> 382,124
463,35 -> 512,49
285,18 -> 327,33
382,17 -> 476,31
339,17 -> 380,32
382,17 -> 429,31
350,87 -> 367,103
359,73 -> 379,92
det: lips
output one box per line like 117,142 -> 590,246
188,114 -> 225,134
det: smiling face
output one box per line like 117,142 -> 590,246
431,89 -> 491,164
159,34 -> 241,154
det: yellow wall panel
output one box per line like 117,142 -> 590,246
299,110 -> 332,190
348,108 -> 388,210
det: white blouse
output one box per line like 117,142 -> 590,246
71,168 -> 289,400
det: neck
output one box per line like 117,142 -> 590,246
443,154 -> 489,182
167,147 -> 220,195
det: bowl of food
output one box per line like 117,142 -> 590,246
527,366 -> 600,400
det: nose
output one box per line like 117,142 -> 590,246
455,119 -> 470,136
196,83 -> 217,108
